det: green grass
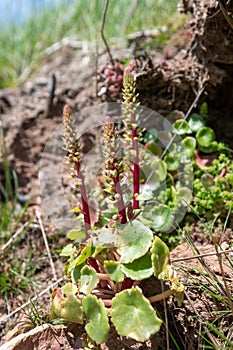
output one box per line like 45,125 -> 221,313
0,125 -> 32,299
0,0 -> 181,88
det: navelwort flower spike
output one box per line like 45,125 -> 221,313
122,71 -> 141,210
103,116 -> 127,224
62,105 -> 91,235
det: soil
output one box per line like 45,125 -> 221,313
0,1 -> 233,349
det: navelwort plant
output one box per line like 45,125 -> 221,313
50,72 -> 184,344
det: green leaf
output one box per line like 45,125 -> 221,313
121,253 -> 153,280
67,229 -> 86,240
173,119 -> 191,135
141,158 -> 167,192
68,245 -> 92,271
145,142 -> 162,156
52,289 -> 83,324
201,174 -> 215,188
60,243 -> 76,257
111,287 -> 162,342
76,245 -> 92,265
187,113 -> 205,132
164,154 -> 180,171
196,127 -> 215,153
142,204 -> 174,232
83,295 -> 110,344
150,236 -> 170,278
61,282 -> 77,296
80,265 -> 99,294
71,263 -> 85,283
116,220 -> 153,263
104,261 -> 125,282
91,227 -> 116,247
176,187 -> 192,207
144,128 -> 158,143
181,137 -> 196,157
136,186 -> 153,201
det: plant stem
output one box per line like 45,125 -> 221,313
131,119 -> 140,210
75,165 -> 91,235
149,289 -> 173,303
62,105 -> 91,236
114,175 -> 127,224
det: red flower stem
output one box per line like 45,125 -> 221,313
75,163 -> 91,236
114,175 -> 127,224
131,118 -> 140,210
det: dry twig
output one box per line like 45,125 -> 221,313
101,0 -> 114,66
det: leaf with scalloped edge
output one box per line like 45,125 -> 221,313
142,204 -> 174,232
111,287 -> 162,342
181,136 -> 196,157
51,289 -> 83,324
68,244 -> 92,272
173,119 -> 191,135
121,253 -> 153,280
116,220 -> 153,263
104,261 -> 125,282
67,229 -> 86,240
60,244 -> 76,257
150,236 -> 170,279
80,265 -> 98,294
83,295 -> 110,344
61,282 -> 77,296
187,113 -> 205,132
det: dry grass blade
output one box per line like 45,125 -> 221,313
36,210 -> 57,281
0,277 -> 64,324
171,248 -> 233,263
0,222 -> 29,253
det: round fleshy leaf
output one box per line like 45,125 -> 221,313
187,113 -> 205,132
141,158 -> 167,192
145,142 -> 162,156
196,127 -> 215,152
150,236 -> 170,278
71,263 -> 85,283
136,186 -> 153,201
142,204 -> 174,232
121,253 -> 153,280
67,229 -> 86,240
76,245 -> 92,265
144,128 -> 158,143
201,174 -> 215,188
80,265 -> 99,294
164,154 -> 180,171
91,227 -> 116,247
52,289 -> 83,324
60,244 -> 76,257
181,137 -> 196,157
69,245 -> 92,272
116,220 -> 153,263
152,158 -> 167,181
104,261 -> 125,282
176,187 -> 192,207
111,287 -> 162,342
61,282 -> 77,296
173,119 -> 191,135
83,295 -> 110,344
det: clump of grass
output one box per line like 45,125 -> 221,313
0,124 -> 32,299
0,0 -> 182,88
179,216 -> 233,350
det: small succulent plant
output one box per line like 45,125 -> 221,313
50,71 -> 184,345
